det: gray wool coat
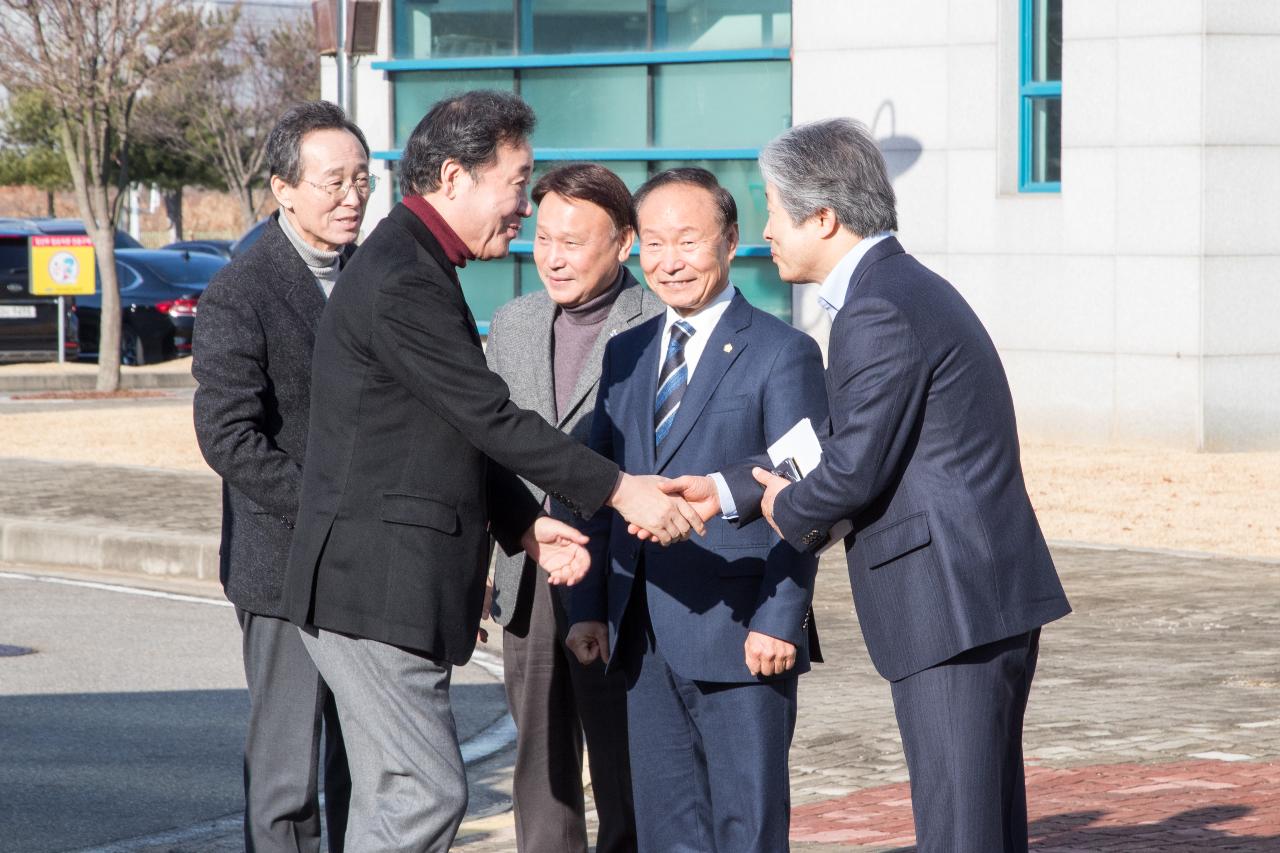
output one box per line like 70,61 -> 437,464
192,213 -> 348,618
485,269 -> 665,627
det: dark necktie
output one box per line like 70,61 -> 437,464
654,320 -> 695,450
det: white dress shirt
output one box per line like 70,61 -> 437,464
656,283 -> 736,387
816,232 -> 892,320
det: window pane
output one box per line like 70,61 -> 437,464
394,0 -> 515,59
393,70 -> 515,147
730,257 -> 791,322
524,66 -> 648,149
529,0 -> 649,53
661,0 -> 792,50
651,159 -> 769,245
1030,97 -> 1062,184
1030,0 -> 1062,82
653,61 -> 790,149
460,257 -> 517,328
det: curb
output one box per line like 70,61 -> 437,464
0,515 -> 219,580
0,371 -> 197,393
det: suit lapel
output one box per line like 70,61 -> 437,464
631,314 -> 665,473
654,291 -> 751,472
262,215 -> 328,339
530,296 -> 558,423
556,273 -> 647,429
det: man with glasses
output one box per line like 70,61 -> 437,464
193,100 -> 375,853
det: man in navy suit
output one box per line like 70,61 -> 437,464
565,168 -> 827,853
667,119 -> 1072,851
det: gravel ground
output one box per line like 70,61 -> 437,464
1,398 -> 1277,560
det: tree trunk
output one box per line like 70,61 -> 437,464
90,224 -> 122,392
237,184 -> 256,231
163,188 -> 184,242
45,190 -> 55,217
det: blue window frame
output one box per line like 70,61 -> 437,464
382,1 -> 794,324
1020,0 -> 1062,192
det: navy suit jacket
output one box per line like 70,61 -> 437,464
732,238 -> 1071,682
570,289 -> 828,684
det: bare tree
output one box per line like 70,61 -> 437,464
0,0 -> 207,390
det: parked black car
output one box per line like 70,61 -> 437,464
161,239 -> 234,260
229,218 -> 271,257
75,249 -> 228,365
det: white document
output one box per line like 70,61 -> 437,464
767,418 -> 853,553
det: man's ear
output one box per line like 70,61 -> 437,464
439,159 -> 466,199
725,222 -> 740,256
615,227 -> 635,263
270,174 -> 294,211
813,207 -> 842,239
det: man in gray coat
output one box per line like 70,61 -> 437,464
193,101 -> 373,853
486,163 -> 662,853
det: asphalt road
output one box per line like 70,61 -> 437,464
0,566 -> 511,853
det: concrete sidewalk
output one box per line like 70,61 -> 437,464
0,457 -> 220,580
0,359 -> 196,392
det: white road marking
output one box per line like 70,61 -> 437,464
3,569 -> 519,852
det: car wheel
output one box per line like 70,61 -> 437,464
122,327 -> 146,367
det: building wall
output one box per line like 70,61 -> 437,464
791,0 -> 1280,450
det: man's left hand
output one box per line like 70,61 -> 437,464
521,516 -> 591,585
744,630 -> 797,677
751,467 -> 791,538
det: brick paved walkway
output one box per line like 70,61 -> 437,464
455,545 -> 1280,851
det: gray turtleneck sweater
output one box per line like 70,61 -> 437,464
551,269 -> 625,421
277,211 -> 342,298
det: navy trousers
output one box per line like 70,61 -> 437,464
620,575 -> 797,853
890,629 -> 1041,853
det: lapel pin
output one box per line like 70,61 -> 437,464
723,343 -> 733,353
610,328 -> 619,337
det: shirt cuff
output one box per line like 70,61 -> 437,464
708,472 -> 738,521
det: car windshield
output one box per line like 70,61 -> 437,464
0,239 -> 27,275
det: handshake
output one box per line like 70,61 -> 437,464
524,473 -> 724,586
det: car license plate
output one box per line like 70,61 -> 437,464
0,305 -> 37,319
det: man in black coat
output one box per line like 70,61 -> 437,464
193,101 -> 374,852
282,90 -> 703,852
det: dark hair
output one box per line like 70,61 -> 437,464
266,100 -> 370,186
399,90 -> 536,197
632,167 -> 738,233
532,163 -> 637,233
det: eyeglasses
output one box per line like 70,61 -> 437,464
302,173 -> 378,201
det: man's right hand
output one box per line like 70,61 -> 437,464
628,474 -> 721,541
565,621 -> 610,665
607,473 -> 705,545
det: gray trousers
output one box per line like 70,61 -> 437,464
237,609 -> 349,853
299,625 -> 467,853
503,567 -> 636,853
890,628 -> 1041,853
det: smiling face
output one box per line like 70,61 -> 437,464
271,128 -> 370,251
533,192 -> 632,308
451,141 -> 535,260
636,183 -> 738,317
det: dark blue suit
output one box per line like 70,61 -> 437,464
571,289 -> 827,852
731,238 -> 1071,851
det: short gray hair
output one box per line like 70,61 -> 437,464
399,90 -> 535,197
758,118 -> 897,236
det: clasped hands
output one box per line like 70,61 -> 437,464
624,468 -> 794,540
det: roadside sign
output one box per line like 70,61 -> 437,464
30,235 -> 96,296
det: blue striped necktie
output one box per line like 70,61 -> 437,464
655,320 -> 695,450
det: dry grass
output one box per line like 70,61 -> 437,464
1,397 -> 1277,560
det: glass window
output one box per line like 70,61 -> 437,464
394,0 -> 515,59
653,61 -> 790,149
661,0 -> 792,51
529,0 -> 649,53
393,70 -> 515,147
651,159 -> 769,245
524,66 -> 648,149
1020,0 -> 1062,191
460,257 -> 517,330
730,257 -> 790,322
